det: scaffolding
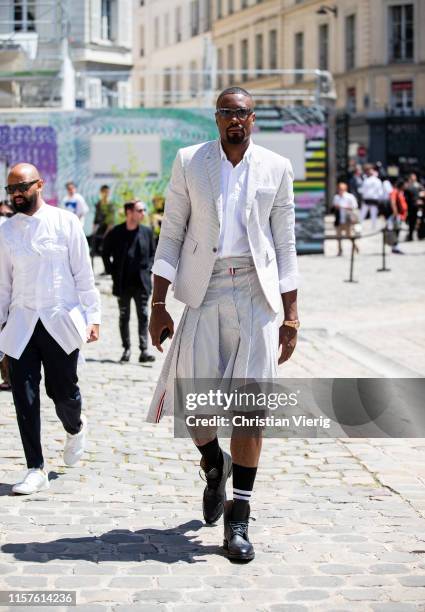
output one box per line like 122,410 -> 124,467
0,0 -> 69,107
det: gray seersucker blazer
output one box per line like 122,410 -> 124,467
154,139 -> 298,314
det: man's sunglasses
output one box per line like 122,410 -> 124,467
0,212 -> 13,218
216,107 -> 253,120
4,180 -> 39,195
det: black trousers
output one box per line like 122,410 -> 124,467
407,205 -> 418,240
118,286 -> 149,351
8,320 -> 82,470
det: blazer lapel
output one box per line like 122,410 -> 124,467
205,140 -> 222,226
246,148 -> 261,221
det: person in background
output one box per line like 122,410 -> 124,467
103,200 -> 156,364
380,175 -> 394,219
0,200 -> 14,226
333,182 -> 359,256
92,185 -> 116,274
404,173 -> 423,242
0,200 -> 14,391
359,165 -> 383,229
348,165 -> 364,206
389,179 -> 408,255
62,182 -> 90,228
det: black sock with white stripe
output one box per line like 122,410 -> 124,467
232,463 -> 257,520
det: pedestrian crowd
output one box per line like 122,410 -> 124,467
333,163 -> 425,255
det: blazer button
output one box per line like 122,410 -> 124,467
212,247 -> 217,252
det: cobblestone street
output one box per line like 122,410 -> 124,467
1,226 -> 425,611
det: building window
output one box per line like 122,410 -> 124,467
345,14 -> 356,70
346,87 -> 356,113
191,0 -> 200,36
164,13 -> 170,46
154,16 -> 160,48
255,33 -> 263,77
389,4 -> 414,62
391,80 -> 413,111
175,7 -> 182,42
190,60 -> 198,97
228,0 -> 234,14
175,66 -> 182,103
295,31 -> 304,83
101,0 -> 113,40
217,0 -> 222,19
140,26 -> 145,56
217,47 -> 223,89
227,44 -> 234,85
318,23 -> 328,71
204,0 -> 212,32
241,39 -> 249,81
163,68 -> 172,105
269,29 -> 277,70
13,0 -> 35,32
139,78 -> 145,107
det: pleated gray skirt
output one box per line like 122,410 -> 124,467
146,256 -> 279,423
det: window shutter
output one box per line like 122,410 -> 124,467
118,0 -> 132,48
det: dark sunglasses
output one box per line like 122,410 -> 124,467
216,107 -> 253,120
135,207 -> 146,213
0,212 -> 13,218
5,180 -> 39,195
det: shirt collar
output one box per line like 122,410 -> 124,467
218,139 -> 253,164
16,201 -> 48,222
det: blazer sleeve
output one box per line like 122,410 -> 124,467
152,149 -> 191,279
269,159 -> 299,294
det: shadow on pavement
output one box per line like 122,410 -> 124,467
0,483 -> 12,496
1,520 -> 224,563
0,471 -> 62,496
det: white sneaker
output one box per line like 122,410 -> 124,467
63,414 -> 87,467
12,468 -> 50,495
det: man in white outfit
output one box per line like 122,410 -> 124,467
62,182 -> 90,228
360,165 -> 383,229
148,88 -> 299,561
0,163 -> 101,495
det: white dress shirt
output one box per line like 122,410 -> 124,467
152,140 -> 294,294
360,175 -> 383,201
217,141 -> 251,257
0,202 -> 101,360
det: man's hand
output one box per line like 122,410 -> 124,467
86,324 -> 100,343
278,324 -> 297,365
149,306 -> 174,353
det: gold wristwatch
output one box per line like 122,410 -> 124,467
283,319 -> 300,330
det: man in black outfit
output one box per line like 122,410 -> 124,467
103,200 -> 156,363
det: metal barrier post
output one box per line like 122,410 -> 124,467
377,227 -> 391,272
345,237 -> 358,283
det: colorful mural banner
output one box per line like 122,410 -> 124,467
0,107 -> 326,253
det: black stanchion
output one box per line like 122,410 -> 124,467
377,227 -> 391,272
345,237 -> 358,283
